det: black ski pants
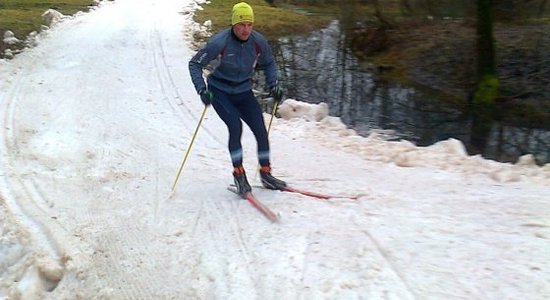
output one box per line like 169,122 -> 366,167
210,86 -> 270,168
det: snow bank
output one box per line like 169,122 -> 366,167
277,99 -> 550,185
2,1 -> 107,59
181,0 -> 211,48
3,31 -> 20,45
41,9 -> 66,27
277,99 -> 329,122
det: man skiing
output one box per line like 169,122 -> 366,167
188,2 -> 287,195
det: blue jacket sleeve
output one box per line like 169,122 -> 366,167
188,34 -> 226,93
255,34 -> 278,88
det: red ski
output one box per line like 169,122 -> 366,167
231,184 -> 361,200
228,187 -> 279,222
282,186 -> 360,200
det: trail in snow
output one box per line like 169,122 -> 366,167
0,0 -> 548,299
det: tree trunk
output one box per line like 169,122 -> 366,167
399,0 -> 413,15
517,0 -> 525,20
372,0 -> 395,29
539,0 -> 549,17
473,0 -> 499,106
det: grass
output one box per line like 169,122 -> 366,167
0,0 -> 95,39
192,0 -> 333,41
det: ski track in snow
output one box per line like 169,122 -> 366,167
0,0 -> 549,299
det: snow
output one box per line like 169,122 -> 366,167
41,9 -> 65,27
2,32 -> 20,45
0,0 -> 548,299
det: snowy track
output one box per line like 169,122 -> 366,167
1,0 -> 549,299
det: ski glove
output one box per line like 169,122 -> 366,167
198,88 -> 214,106
270,85 -> 283,103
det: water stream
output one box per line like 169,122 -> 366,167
267,21 -> 549,165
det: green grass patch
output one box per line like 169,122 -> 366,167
0,0 -> 95,39
192,0 -> 333,41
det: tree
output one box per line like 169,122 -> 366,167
473,0 -> 499,106
399,0 -> 413,15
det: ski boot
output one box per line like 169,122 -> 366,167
233,165 -> 252,195
260,165 -> 287,190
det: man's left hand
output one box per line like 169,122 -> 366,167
270,85 -> 283,103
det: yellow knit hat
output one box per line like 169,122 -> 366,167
231,2 -> 254,25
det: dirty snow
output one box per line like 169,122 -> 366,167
0,0 -> 548,299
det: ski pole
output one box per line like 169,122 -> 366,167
255,100 -> 280,179
171,105 -> 208,191
267,100 -> 279,135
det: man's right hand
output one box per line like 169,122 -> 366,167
199,88 -> 214,106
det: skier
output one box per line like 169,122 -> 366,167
188,2 -> 287,195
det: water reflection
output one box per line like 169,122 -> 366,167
267,21 -> 549,165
